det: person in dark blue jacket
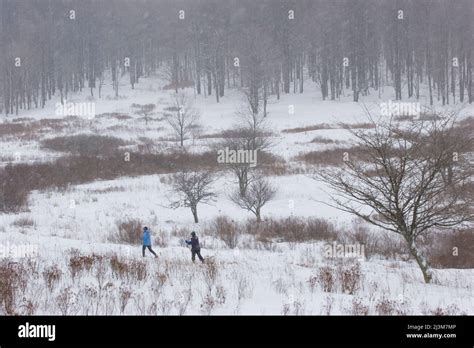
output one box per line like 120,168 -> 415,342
185,231 -> 204,263
142,227 -> 157,258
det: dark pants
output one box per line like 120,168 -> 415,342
142,245 -> 157,257
191,249 -> 204,263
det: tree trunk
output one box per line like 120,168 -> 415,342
275,68 -> 280,100
263,79 -> 267,117
407,238 -> 433,283
207,69 -> 212,96
255,208 -> 261,223
173,52 -> 179,93
214,68 -> 219,103
238,168 -> 248,196
192,206 -> 198,223
428,73 -> 433,105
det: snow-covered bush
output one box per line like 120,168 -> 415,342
42,265 -> 62,291
350,297 -> 369,315
317,266 -> 336,293
114,219 -> 143,245
339,262 -> 362,295
0,261 -> 28,314
211,216 -> 239,249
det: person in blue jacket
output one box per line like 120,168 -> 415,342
185,231 -> 204,263
142,226 -> 157,258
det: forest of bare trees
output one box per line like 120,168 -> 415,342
0,0 -> 472,116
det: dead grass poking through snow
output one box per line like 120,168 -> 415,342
295,146 -> 366,167
12,217 -> 36,228
41,134 -> 127,156
282,122 -> 375,134
310,136 -> 339,144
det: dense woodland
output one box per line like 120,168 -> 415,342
0,0 -> 473,116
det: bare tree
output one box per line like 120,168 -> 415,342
171,171 -> 216,223
314,111 -> 473,283
239,21 -> 279,117
164,92 -> 200,147
216,106 -> 273,196
132,103 -> 155,126
214,126 -> 268,196
236,103 -> 270,148
230,175 -> 276,223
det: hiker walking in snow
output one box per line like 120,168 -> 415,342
185,231 -> 204,263
142,226 -> 158,258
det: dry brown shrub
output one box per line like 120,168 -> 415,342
114,219 -> 143,245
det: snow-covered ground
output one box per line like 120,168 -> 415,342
1,75 -> 473,315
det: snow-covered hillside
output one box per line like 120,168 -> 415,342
0,75 -> 473,315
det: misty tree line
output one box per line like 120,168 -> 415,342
0,0 -> 473,116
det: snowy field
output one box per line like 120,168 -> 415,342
1,75 -> 473,315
